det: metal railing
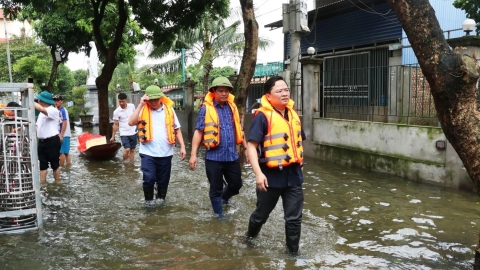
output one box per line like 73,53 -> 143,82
320,64 -> 439,126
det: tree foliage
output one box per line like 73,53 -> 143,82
73,69 -> 87,87
1,0 -> 231,136
148,12 -> 270,92
453,0 -> 480,35
0,35 -> 50,84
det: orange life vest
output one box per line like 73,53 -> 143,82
137,96 -> 177,144
256,95 -> 303,169
202,92 -> 243,149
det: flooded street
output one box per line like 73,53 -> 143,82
0,126 -> 478,269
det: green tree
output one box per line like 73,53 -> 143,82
73,69 -> 87,87
13,55 -> 50,86
453,0 -> 480,35
56,64 -> 75,94
21,1 -> 92,92
209,66 -> 234,82
0,35 -> 50,84
148,12 -> 270,93
1,0 -> 230,137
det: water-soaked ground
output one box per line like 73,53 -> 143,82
0,126 -> 478,269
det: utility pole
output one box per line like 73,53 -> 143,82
283,0 -> 309,110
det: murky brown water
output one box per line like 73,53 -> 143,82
0,126 -> 478,269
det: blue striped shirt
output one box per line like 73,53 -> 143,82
195,100 -> 239,162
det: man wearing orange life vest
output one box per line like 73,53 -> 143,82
245,76 -> 305,254
189,77 -> 249,218
128,85 -> 186,205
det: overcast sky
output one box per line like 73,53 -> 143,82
65,0 -> 314,71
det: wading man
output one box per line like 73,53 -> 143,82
111,93 -> 137,162
245,76 -> 305,254
189,76 -> 248,218
128,85 -> 186,205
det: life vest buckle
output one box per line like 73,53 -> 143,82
297,141 -> 302,147
138,120 -> 146,125
212,139 -> 218,145
212,131 -> 218,136
284,154 -> 292,162
283,133 -> 289,141
282,144 -> 289,152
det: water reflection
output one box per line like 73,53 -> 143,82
0,127 -> 477,269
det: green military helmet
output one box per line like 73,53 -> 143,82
145,85 -> 165,99
209,77 -> 233,92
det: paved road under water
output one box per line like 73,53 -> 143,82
0,127 -> 479,269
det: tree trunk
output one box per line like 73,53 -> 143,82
91,0 -> 127,137
47,47 -> 61,92
386,0 -> 480,266
235,0 -> 258,129
47,47 -> 70,92
386,0 -> 480,194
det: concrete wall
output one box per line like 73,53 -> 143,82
305,118 -> 473,191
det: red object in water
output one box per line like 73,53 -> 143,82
77,132 -> 122,160
82,142 -> 122,160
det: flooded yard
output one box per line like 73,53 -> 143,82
0,127 -> 478,269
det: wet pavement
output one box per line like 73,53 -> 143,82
0,126 -> 478,269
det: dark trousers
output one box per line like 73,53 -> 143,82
140,154 -> 172,189
205,159 -> 243,200
249,185 -> 303,231
38,135 -> 61,170
248,185 -> 303,252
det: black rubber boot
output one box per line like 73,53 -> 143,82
157,188 -> 167,200
285,225 -> 301,254
143,187 -> 154,201
221,186 -> 234,205
246,220 -> 262,238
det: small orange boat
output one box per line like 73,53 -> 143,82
82,142 -> 122,160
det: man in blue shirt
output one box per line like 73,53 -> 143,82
189,77 -> 248,218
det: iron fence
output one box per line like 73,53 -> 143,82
320,64 -> 439,126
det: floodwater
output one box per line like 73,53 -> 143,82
0,126 -> 479,269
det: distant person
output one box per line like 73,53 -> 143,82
110,93 -> 137,162
128,85 -> 186,205
189,77 -> 249,218
35,91 -> 61,183
245,76 -> 305,254
54,95 -> 72,166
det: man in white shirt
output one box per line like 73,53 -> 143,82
54,95 -> 72,166
35,91 -> 61,183
110,93 -> 137,162
128,85 -> 186,205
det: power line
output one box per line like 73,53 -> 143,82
257,7 -> 282,18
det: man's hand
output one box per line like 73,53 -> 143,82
255,173 -> 268,192
109,137 -> 114,143
189,155 -> 198,170
59,134 -> 63,143
179,146 -> 186,161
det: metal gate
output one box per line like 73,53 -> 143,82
0,83 -> 42,233
322,48 -> 389,120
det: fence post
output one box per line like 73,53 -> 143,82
299,57 -> 323,140
184,79 -> 195,135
